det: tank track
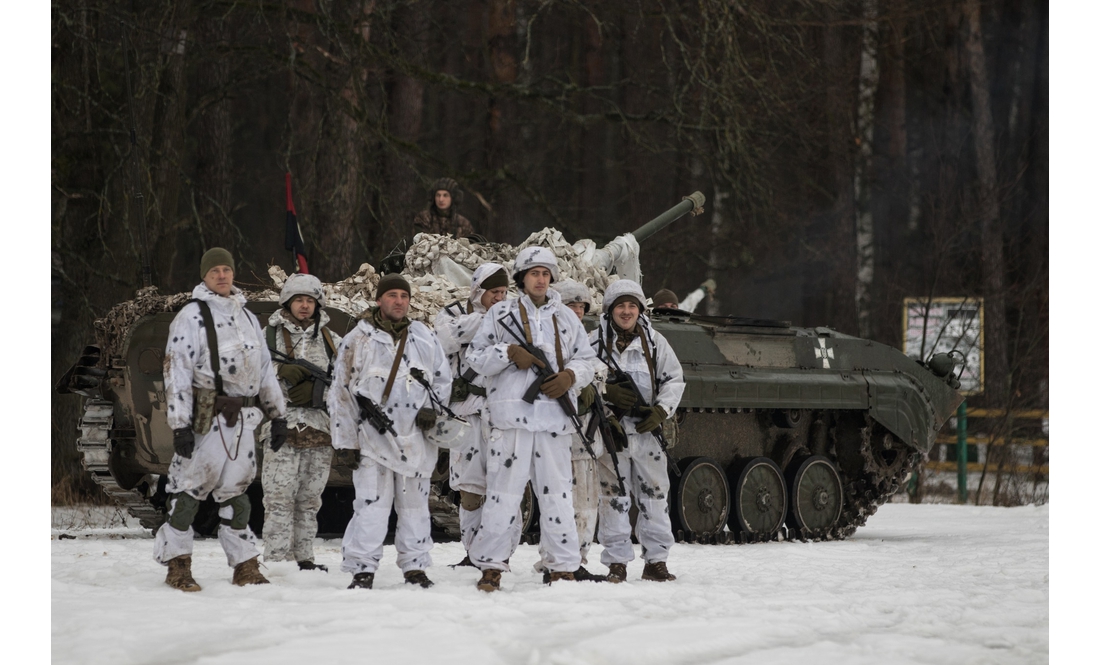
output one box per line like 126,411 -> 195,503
77,398 -> 166,532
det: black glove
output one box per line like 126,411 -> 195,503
577,384 -> 597,415
269,418 -> 289,452
277,363 -> 310,385
416,408 -> 438,431
606,415 -> 627,453
635,405 -> 668,434
173,428 -> 195,459
287,380 -> 315,407
604,383 -> 638,410
335,448 -> 361,470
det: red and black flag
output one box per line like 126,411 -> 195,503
285,172 -> 309,274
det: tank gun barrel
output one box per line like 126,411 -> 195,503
630,191 -> 705,244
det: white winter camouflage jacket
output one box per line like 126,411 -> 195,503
163,283 -> 286,431
431,263 -> 504,418
465,290 -> 597,435
328,318 -> 452,478
591,314 -> 685,436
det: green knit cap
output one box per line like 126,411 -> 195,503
376,273 -> 411,299
200,247 -> 235,278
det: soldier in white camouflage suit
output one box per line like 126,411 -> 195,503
155,248 -> 287,591
464,247 -> 598,592
328,274 -> 453,590
258,273 -> 343,572
431,262 -> 513,565
533,279 -> 609,582
592,278 -> 685,583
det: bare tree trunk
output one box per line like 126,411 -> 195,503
853,0 -> 879,339
964,0 -> 1008,408
486,0 -> 518,240
146,2 -> 192,291
824,5 -> 857,334
385,3 -> 428,243
193,14 -> 235,251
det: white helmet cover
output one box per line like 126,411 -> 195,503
279,273 -> 326,308
553,278 -> 592,312
512,246 -> 560,284
601,278 -> 646,315
468,262 -> 508,314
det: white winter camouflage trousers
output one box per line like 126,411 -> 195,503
341,459 -> 433,575
597,430 -> 675,565
470,429 -> 580,573
153,410 -> 263,568
260,434 -> 333,563
535,456 -> 599,571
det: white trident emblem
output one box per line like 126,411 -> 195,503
815,339 -> 834,368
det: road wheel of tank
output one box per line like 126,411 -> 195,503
519,481 -> 540,544
670,457 -> 730,537
728,457 -> 787,540
785,456 -> 843,538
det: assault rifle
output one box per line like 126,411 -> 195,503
269,347 -> 330,409
598,337 -> 681,478
355,393 -> 398,438
584,390 -> 627,497
498,311 -> 594,447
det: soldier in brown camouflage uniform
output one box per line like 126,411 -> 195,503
259,273 -> 343,572
411,177 -> 475,238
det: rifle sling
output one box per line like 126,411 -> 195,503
381,327 -> 409,404
518,302 -> 565,371
191,300 -> 224,396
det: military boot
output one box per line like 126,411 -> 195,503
545,570 -> 576,585
348,572 -> 374,589
476,569 -> 502,592
404,570 -> 434,588
572,566 -> 607,582
232,557 -> 270,586
449,555 -> 475,569
606,563 -> 627,584
641,561 -> 676,582
165,555 -> 201,592
297,560 -> 328,572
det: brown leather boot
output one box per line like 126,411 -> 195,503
404,570 -> 434,588
606,563 -> 627,583
641,561 -> 676,582
476,569 -> 502,592
165,555 -> 201,592
545,570 -> 576,585
232,557 -> 270,586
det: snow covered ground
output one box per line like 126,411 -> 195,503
51,503 -> 1047,665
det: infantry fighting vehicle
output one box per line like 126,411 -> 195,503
56,193 -> 963,544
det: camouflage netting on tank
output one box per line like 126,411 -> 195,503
92,228 -> 622,361
404,228 -> 621,310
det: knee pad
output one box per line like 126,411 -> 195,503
460,491 -> 486,512
167,492 -> 201,532
219,494 -> 252,530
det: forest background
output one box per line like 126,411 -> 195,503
50,0 -> 1048,505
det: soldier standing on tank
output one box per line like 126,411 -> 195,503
464,248 -> 598,592
155,248 -> 288,591
592,278 -> 685,583
412,177 -> 476,238
258,274 -> 343,572
532,279 -> 609,581
328,274 -> 452,589
431,262 -> 513,566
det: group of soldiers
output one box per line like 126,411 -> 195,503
154,179 -> 687,593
